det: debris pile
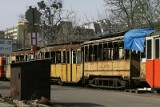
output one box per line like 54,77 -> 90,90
0,94 -> 51,107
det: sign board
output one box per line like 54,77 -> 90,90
25,7 -> 41,24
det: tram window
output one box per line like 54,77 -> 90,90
89,46 -> 92,61
73,51 -> 76,64
94,45 -> 98,61
62,51 -> 66,63
103,43 -> 109,60
2,59 -> 6,65
155,39 -> 159,59
85,46 -> 88,62
97,44 -> 102,61
56,51 -> 61,63
147,39 -> 152,59
51,52 -> 56,63
67,51 -> 70,63
141,45 -> 145,58
113,44 -> 116,60
45,52 -> 50,58
18,55 -> 25,61
119,48 -> 124,59
125,50 -> 130,59
77,51 -> 81,64
110,48 -> 113,60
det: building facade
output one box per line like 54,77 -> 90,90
5,22 -> 30,51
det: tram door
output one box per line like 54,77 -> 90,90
66,49 -> 77,82
130,51 -> 141,86
146,36 -> 160,88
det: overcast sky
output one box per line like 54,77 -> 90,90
0,0 -> 105,30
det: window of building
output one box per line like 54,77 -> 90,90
0,40 -> 5,44
0,47 -> 4,51
7,41 -> 12,45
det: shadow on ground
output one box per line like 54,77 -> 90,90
50,102 -> 104,107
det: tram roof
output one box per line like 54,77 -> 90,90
81,31 -> 126,45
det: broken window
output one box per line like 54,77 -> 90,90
103,43 -> 109,60
62,51 -> 66,63
67,50 -> 70,63
97,44 -> 102,61
93,45 -> 98,61
51,52 -> 56,63
45,52 -> 50,58
89,45 -> 92,61
85,46 -> 88,62
56,51 -> 61,63
73,50 -> 77,64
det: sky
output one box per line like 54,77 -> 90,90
0,0 -> 106,30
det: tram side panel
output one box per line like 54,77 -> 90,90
153,59 -> 160,87
84,60 -> 130,79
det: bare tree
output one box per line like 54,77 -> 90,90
104,0 -> 160,30
37,0 -> 63,45
37,0 -> 82,46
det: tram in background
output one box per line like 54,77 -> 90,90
0,56 -> 6,80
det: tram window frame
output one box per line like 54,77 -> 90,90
146,39 -> 152,59
155,38 -> 160,59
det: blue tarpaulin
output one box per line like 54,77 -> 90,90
124,28 -> 155,52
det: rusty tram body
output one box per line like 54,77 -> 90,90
81,33 -> 146,88
5,32 -> 147,89
34,32 -> 146,88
